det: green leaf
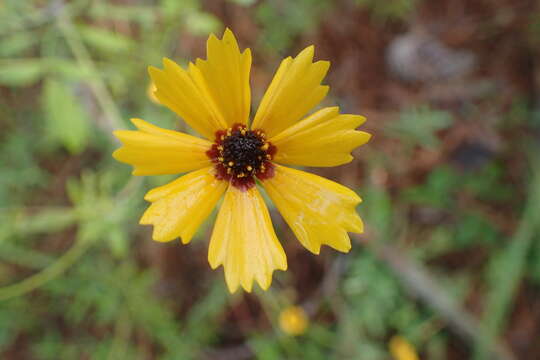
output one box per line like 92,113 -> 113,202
0,242 -> 54,269
0,32 -> 37,57
255,0 -> 331,52
463,163 -> 512,203
403,166 -> 459,208
107,226 -> 128,258
45,58 -> 93,81
362,186 -> 393,239
0,129 -> 48,204
42,78 -> 91,154
454,213 -> 499,247
160,0 -> 198,17
0,298 -> 36,349
185,12 -> 221,35
78,25 -> 135,54
249,335 -> 285,360
227,0 -> 257,6
89,3 -> 157,24
0,60 -> 44,86
386,106 -> 453,148
355,0 -> 418,20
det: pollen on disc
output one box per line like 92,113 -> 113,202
206,123 -> 276,190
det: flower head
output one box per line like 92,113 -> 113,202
389,336 -> 419,360
279,305 -> 309,336
113,29 -> 371,293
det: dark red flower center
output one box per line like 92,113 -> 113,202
207,123 -> 276,190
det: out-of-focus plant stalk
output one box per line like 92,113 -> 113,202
0,177 -> 141,301
0,236 -> 91,301
56,4 -> 124,135
107,309 -> 132,360
473,148 -> 540,360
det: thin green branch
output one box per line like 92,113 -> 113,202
367,240 -> 515,360
473,151 -> 540,360
0,242 -> 54,269
107,309 -> 132,360
0,237 -> 92,301
56,7 -> 124,134
0,177 -> 142,301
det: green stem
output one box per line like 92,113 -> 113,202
258,289 -> 303,356
0,237 -> 92,301
473,155 -> 540,360
107,309 -> 132,360
0,243 -> 54,269
56,8 -> 124,132
0,177 -> 142,301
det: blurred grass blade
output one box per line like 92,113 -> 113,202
42,78 -> 91,154
473,151 -> 540,360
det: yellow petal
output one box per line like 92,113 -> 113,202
140,167 -> 227,244
112,118 -> 212,176
270,107 -> 371,167
189,28 -> 251,127
251,45 -> 329,137
262,164 -> 363,255
146,82 -> 160,104
208,185 -> 287,293
148,58 -> 226,139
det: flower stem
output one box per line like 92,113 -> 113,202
0,237 -> 92,301
56,6 -> 124,134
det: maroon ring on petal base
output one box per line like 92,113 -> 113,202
206,123 -> 277,191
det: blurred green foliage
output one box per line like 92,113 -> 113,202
256,0 -> 332,53
355,0 -> 419,21
1,0 -> 538,359
386,106 -> 453,149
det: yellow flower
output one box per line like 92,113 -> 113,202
279,305 -> 308,336
389,336 -> 420,360
112,29 -> 371,293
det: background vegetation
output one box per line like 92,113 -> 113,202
1,0 -> 540,359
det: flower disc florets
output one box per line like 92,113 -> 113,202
207,123 -> 276,190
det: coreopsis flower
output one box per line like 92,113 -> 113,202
278,305 -> 309,336
113,29 -> 371,293
389,336 -> 419,360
